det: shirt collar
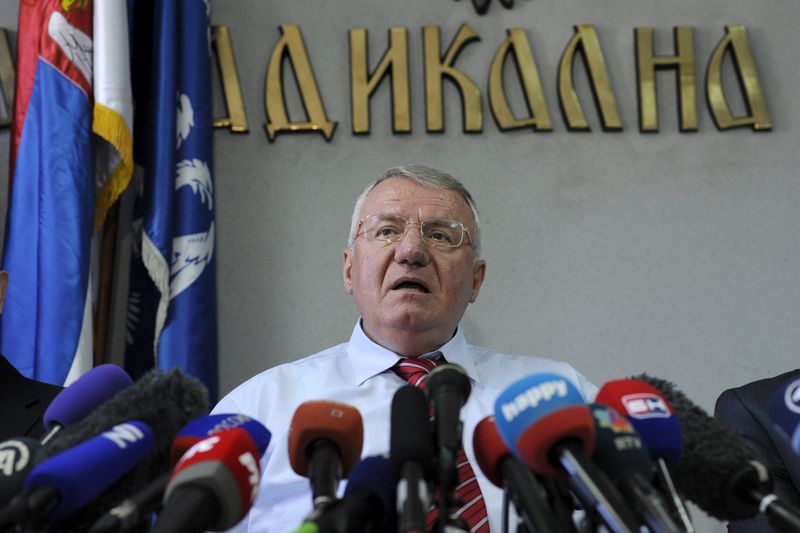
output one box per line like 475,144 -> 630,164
347,320 -> 480,386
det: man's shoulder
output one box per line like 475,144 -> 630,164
469,345 -> 582,373
718,368 -> 800,412
213,342 -> 350,413
466,344 -> 597,400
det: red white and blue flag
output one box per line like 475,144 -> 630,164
2,0 -> 96,386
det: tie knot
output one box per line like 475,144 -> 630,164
392,353 -> 443,389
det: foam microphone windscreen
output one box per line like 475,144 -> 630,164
768,376 -> 800,455
0,437 -> 41,505
494,373 -> 593,478
160,428 -> 261,532
472,416 -> 509,488
635,373 -> 763,520
288,401 -> 364,478
171,414 -> 272,465
390,385 -> 433,480
35,368 -> 209,529
596,378 -> 683,469
588,404 -> 653,482
43,364 -> 133,430
343,455 -> 398,533
24,421 -> 153,521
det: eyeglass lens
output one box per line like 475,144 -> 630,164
363,214 -> 464,247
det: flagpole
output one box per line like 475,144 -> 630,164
93,202 -> 120,367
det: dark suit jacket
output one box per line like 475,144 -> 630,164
714,369 -> 800,532
0,355 -> 62,441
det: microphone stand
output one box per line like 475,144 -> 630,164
654,459 -> 695,533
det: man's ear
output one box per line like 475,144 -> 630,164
343,248 -> 354,294
469,259 -> 486,303
0,270 -> 8,314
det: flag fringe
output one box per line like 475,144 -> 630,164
92,102 -> 133,229
141,232 -> 170,366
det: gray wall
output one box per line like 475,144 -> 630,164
2,1 -> 799,530
203,0 -> 799,406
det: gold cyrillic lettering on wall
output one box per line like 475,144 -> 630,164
558,24 -> 622,131
423,24 -> 483,132
707,25 -> 771,131
0,28 -> 15,128
349,27 -> 410,134
264,24 -> 336,141
212,25 -> 249,133
489,28 -> 551,131
636,27 -> 697,132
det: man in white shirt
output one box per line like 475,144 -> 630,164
213,164 -> 597,531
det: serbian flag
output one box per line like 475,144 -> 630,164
124,0 -> 218,400
1,0 -> 95,385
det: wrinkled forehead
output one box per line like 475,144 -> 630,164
360,176 -> 475,225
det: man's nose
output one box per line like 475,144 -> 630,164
394,225 -> 430,265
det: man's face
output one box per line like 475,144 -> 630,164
343,176 -> 486,355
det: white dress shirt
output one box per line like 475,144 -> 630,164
212,321 -> 598,532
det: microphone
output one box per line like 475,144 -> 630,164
292,455 -> 397,533
343,455 -> 397,533
170,413 -> 272,464
0,438 -> 41,507
494,373 -> 640,533
596,378 -> 695,532
589,403 -> 682,533
40,363 -> 133,445
426,363 -> 471,528
390,385 -> 433,533
153,428 -> 261,533
88,413 -> 271,533
768,376 -> 800,455
638,373 -> 800,533
288,401 -> 364,509
30,368 -> 209,530
0,421 -> 153,529
472,415 -> 570,533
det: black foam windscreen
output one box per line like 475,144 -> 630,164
34,368 -> 209,530
390,385 -> 434,480
635,373 -> 763,520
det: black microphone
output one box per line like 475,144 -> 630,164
390,385 -> 433,533
589,404 -> 682,533
638,373 -> 800,533
87,471 -> 169,533
0,438 -> 41,507
0,421 -> 154,530
596,378 -> 695,533
768,375 -> 800,456
426,363 -> 471,530
472,416 -> 572,533
25,368 -> 209,530
292,455 -> 397,533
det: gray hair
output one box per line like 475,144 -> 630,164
347,165 -> 482,257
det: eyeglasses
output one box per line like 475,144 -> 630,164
357,214 -> 473,249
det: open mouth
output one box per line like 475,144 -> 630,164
392,281 -> 430,293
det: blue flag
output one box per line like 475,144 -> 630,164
1,1 -> 95,385
125,0 -> 218,400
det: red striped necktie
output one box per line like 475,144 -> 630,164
392,355 -> 490,533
